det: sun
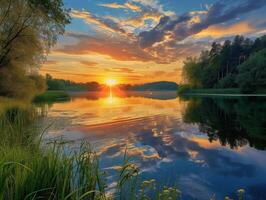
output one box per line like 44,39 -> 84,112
105,79 -> 117,87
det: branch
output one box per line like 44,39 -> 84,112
0,0 -> 12,27
0,12 -> 32,67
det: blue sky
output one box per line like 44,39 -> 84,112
41,0 -> 266,84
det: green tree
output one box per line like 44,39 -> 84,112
181,35 -> 266,91
237,49 -> 266,93
182,57 -> 203,88
0,0 -> 70,99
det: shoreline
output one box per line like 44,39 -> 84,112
178,88 -> 266,97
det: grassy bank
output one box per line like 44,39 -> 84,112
178,87 -> 266,96
34,91 -> 70,103
0,108 -> 107,199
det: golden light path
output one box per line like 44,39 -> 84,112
105,79 -> 118,104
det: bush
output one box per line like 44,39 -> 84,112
0,67 -> 47,100
29,75 -> 47,95
177,85 -> 192,95
34,91 -> 70,103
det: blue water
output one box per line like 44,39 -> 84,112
44,91 -> 266,200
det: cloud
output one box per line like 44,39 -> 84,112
44,60 -> 59,65
195,21 -> 255,38
59,0 -> 266,65
71,10 -> 127,35
56,32 -> 153,62
55,32 -> 205,64
99,2 -> 141,12
105,67 -> 135,74
132,0 -> 174,15
97,2 -> 172,32
121,9 -> 163,30
80,61 -> 98,67
138,14 -> 192,48
112,67 -> 135,73
138,0 -> 266,48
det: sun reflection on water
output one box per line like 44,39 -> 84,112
106,90 -> 115,105
104,89 -> 121,105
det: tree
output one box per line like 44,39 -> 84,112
182,57 -> 203,88
181,35 -> 266,91
237,49 -> 266,93
219,40 -> 232,78
0,0 -> 70,99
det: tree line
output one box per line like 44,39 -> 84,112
45,74 -> 102,91
182,35 -> 266,93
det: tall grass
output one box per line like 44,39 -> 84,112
0,107 -> 40,147
0,106 -> 107,200
0,145 -> 106,200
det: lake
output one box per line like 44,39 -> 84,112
41,91 -> 266,200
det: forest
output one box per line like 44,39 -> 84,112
182,35 -> 266,93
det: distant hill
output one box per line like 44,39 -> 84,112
119,81 -> 178,91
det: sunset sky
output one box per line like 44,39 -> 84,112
41,0 -> 266,84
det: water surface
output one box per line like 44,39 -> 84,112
43,91 -> 266,200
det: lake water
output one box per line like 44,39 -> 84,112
42,91 -> 266,200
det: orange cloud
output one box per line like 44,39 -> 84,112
99,2 -> 141,12
55,32 -> 205,65
122,12 -> 162,28
70,10 -> 126,35
125,2 -> 142,12
195,21 -> 255,38
56,33 -> 153,62
40,67 -> 105,83
105,67 -> 135,74
80,61 -> 98,67
44,60 -> 59,65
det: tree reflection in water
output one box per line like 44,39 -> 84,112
182,96 -> 266,150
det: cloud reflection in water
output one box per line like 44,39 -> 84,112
44,92 -> 266,200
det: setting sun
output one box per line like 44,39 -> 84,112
105,79 -> 117,86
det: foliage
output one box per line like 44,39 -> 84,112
0,0 -> 70,99
0,67 -> 46,100
177,84 -> 191,95
182,35 -> 266,92
237,49 -> 266,93
215,74 -> 237,89
182,57 -> 203,88
34,91 -> 70,103
46,74 -> 102,91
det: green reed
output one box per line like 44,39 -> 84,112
0,106 -> 106,200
